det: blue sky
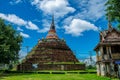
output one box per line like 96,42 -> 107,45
0,0 -> 109,60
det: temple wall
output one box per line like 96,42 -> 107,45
17,64 -> 85,71
38,64 -> 85,70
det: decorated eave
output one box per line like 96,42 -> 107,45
94,42 -> 120,51
94,25 -> 120,51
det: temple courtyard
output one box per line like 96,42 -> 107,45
0,73 -> 113,80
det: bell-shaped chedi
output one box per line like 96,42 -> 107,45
17,16 -> 85,71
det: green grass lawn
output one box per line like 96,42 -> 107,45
0,73 -> 117,80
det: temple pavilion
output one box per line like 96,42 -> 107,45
17,16 -> 85,71
94,22 -> 120,77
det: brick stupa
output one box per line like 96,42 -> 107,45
17,16 -> 85,71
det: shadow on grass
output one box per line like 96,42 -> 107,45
0,72 -> 36,80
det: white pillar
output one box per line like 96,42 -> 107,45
96,49 -> 101,76
108,46 -> 112,59
108,46 -> 114,76
100,46 -> 104,60
101,63 -> 106,76
96,50 -> 99,61
106,47 -> 109,60
97,64 -> 101,76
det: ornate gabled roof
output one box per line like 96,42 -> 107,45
94,23 -> 120,50
46,16 -> 59,39
100,28 -> 120,41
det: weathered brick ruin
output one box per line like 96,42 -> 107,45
17,16 -> 85,71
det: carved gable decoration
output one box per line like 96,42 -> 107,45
105,29 -> 120,42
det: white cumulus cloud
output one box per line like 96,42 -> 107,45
31,0 -> 75,18
26,21 -> 39,30
37,19 -> 51,33
0,13 -> 53,34
0,13 -> 27,26
0,13 -> 39,31
38,27 -> 49,33
74,0 -> 106,21
17,27 -> 24,31
64,18 -> 98,36
10,0 -> 22,5
20,32 -> 30,38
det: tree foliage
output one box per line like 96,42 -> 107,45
105,0 -> 120,29
0,18 -> 22,64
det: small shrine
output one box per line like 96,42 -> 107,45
94,22 -> 120,76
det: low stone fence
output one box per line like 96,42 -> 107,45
17,63 -> 85,71
38,64 -> 85,70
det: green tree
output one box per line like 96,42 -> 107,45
0,18 -> 22,64
105,0 -> 120,29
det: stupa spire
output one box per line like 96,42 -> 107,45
50,15 -> 55,30
46,15 -> 58,39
